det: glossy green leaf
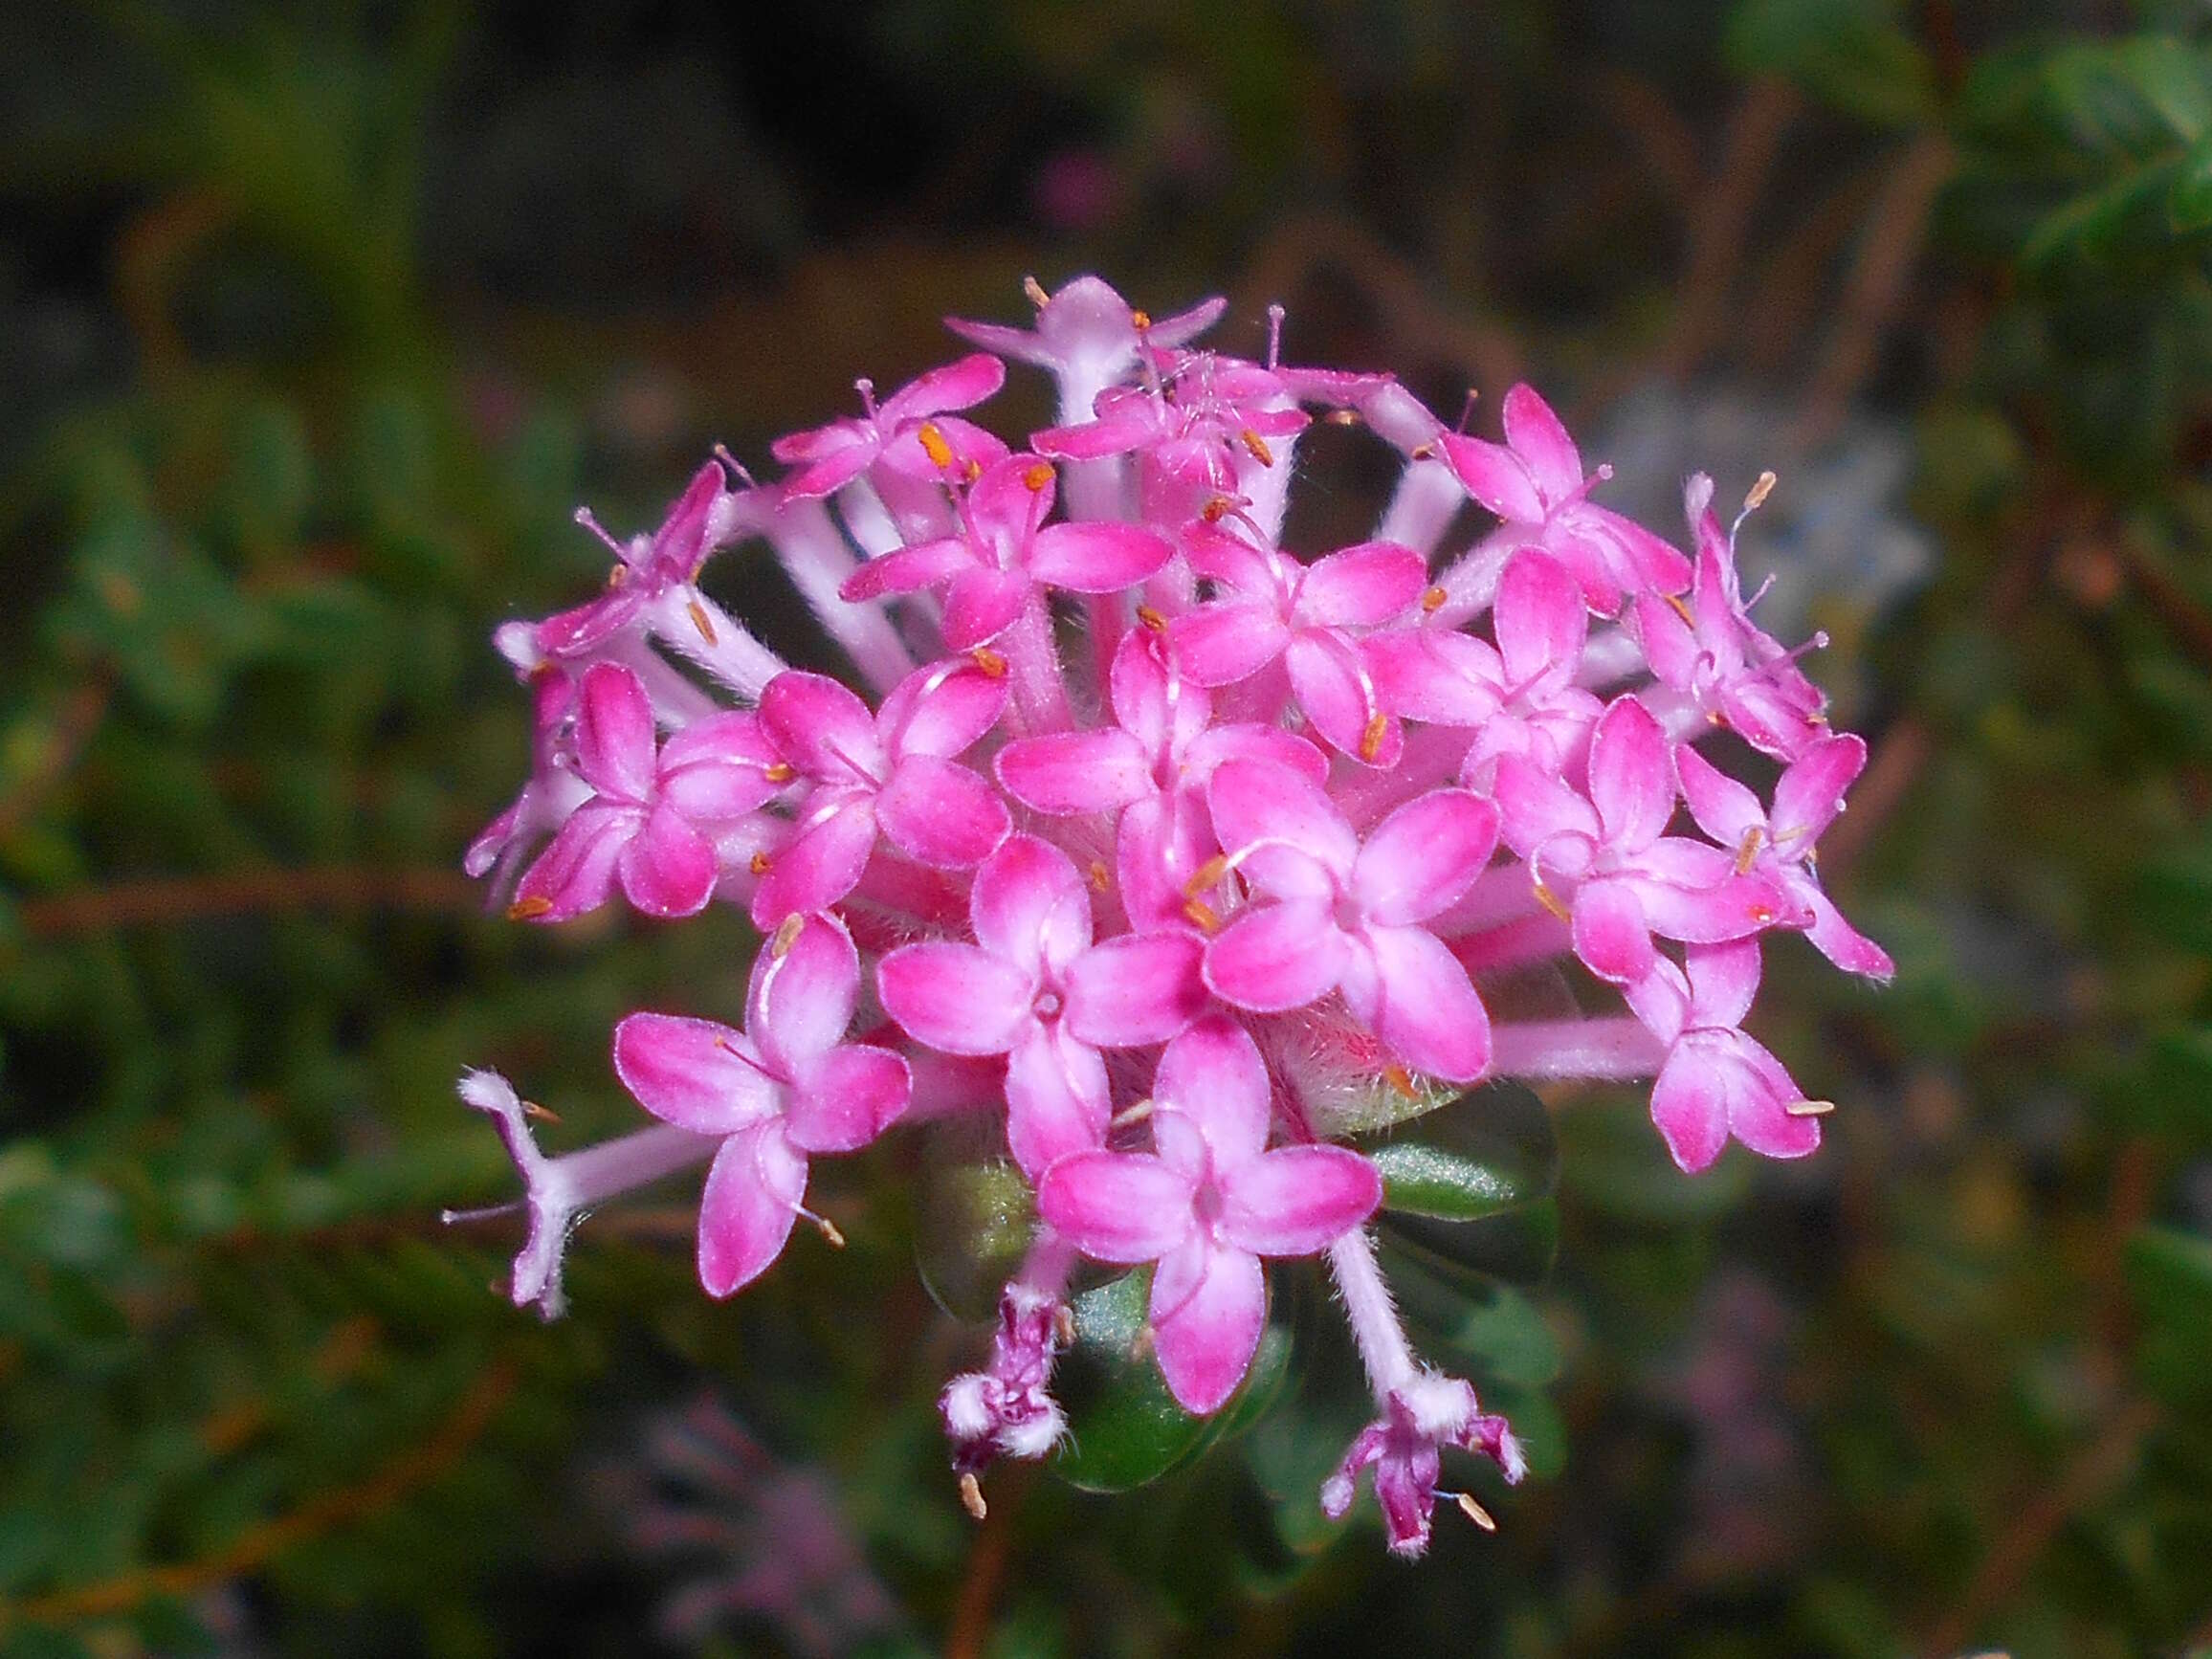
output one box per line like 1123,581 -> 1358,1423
1052,1269 -> 1219,1493
914,1153 -> 1035,1323
1365,1080 -> 1558,1222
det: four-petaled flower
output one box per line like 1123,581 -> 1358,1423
614,913 -> 911,1294
1321,1373 -> 1527,1558
771,352 -> 1009,500
536,462 -> 733,657
1037,1017 -> 1382,1412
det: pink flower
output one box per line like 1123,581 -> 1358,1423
1169,527 -> 1428,765
1624,940 -> 1824,1172
1321,1372 -> 1526,1557
838,454 -> 1173,651
535,462 -> 732,657
512,662 -> 788,922
465,665 -> 591,900
949,276 -> 1226,417
751,660 -> 1010,927
771,353 -> 1008,501
1201,760 -> 1498,1081
1676,733 -> 1894,981
994,630 -> 1329,929
1632,474 -> 1830,760
1037,1017 -> 1381,1412
615,913 -> 910,1294
1440,384 -> 1690,614
1493,696 -> 1804,986
875,834 -> 1207,1177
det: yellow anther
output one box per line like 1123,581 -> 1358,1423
772,914 -> 806,956
506,895 -> 554,921
1325,408 -> 1362,426
1241,428 -> 1275,467
917,422 -> 955,470
970,646 -> 1008,678
1784,1098 -> 1835,1117
964,458 -> 984,482
520,1098 -> 561,1124
1359,710 -> 1390,763
1456,1493 -> 1499,1532
1130,308 -> 1152,331
1183,853 -> 1230,896
1088,859 -> 1111,893
1136,605 -> 1169,633
1409,442 -> 1436,461
1734,826 -> 1766,876
748,851 -> 773,876
1182,897 -> 1222,933
688,597 -> 718,643
1422,586 -> 1448,614
1023,275 -> 1051,310
764,761 -> 796,785
811,1213 -> 847,1249
1201,495 -> 1233,523
1746,470 -> 1778,511
1022,461 -> 1055,492
1532,881 -> 1572,923
605,564 -> 630,590
959,1471 -> 989,1521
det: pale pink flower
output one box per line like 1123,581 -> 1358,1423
1037,1018 -> 1381,1412
771,353 -> 1007,500
948,276 -> 1226,418
536,462 -> 732,657
615,913 -> 910,1294
1321,1372 -> 1527,1557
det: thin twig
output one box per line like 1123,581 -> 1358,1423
1660,77 -> 1802,379
944,1462 -> 1033,1659
15,865 -> 480,938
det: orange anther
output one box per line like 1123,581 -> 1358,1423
1136,605 -> 1168,633
772,914 -> 806,956
1359,710 -> 1390,763
1421,586 -> 1447,613
917,422 -> 955,470
1022,461 -> 1055,492
1241,429 -> 1275,467
970,646 -> 1008,678
1131,309 -> 1153,330
506,896 -> 553,921
1182,897 -> 1222,933
687,597 -> 718,643
748,852 -> 773,875
764,762 -> 796,785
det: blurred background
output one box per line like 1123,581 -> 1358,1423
4,1 -> 2211,1654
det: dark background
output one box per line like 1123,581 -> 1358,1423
3,2 -> 2211,1655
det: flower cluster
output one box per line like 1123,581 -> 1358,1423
449,275 -> 1889,1556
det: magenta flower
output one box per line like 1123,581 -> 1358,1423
536,462 -> 733,657
1169,526 -> 1428,765
1322,1372 -> 1527,1557
750,660 -> 1009,927
1624,940 -> 1824,1172
1493,695 -> 1803,986
1440,384 -> 1691,614
1201,760 -> 1498,1082
615,913 -> 910,1294
948,276 -> 1226,418
995,630 -> 1329,929
839,454 -> 1173,651
771,353 -> 1008,500
465,664 -> 590,900
1676,733 -> 1894,981
1631,474 -> 1830,760
875,833 -> 1207,1177
1037,1017 -> 1381,1412
511,662 -> 787,922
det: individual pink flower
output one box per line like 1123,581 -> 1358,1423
1201,760 -> 1498,1081
750,660 -> 1010,927
1321,1372 -> 1527,1558
771,353 -> 1008,500
465,664 -> 591,900
511,662 -> 788,922
1168,526 -> 1428,765
1623,940 -> 1824,1172
838,454 -> 1173,651
1631,474 -> 1830,760
875,834 -> 1207,1177
1037,1017 -> 1381,1413
949,276 -> 1226,417
614,913 -> 910,1294
535,462 -> 732,657
994,630 -> 1329,929
1440,384 -> 1690,614
1493,696 -> 1803,986
1676,733 -> 1894,980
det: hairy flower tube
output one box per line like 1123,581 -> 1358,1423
448,274 -> 1889,1556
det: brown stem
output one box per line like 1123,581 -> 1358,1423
944,1461 -> 1032,1659
15,865 -> 481,938
1660,77 -> 1802,380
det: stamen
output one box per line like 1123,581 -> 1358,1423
763,762 -> 796,784
1360,710 -> 1390,763
1182,897 -> 1222,933
1664,592 -> 1695,626
507,896 -> 554,921
1325,408 -> 1361,426
1110,1098 -> 1155,1131
521,1098 -> 561,1123
1531,882 -> 1572,923
917,422 -> 955,470
854,376 -> 878,420
1023,275 -> 1051,309
687,597 -> 717,643
1241,429 -> 1275,467
605,564 -> 630,590
970,646 -> 1009,678
1183,853 -> 1231,897
1410,442 -> 1437,461
1422,586 -> 1447,613
963,458 -> 983,483
1266,302 -> 1286,370
748,852 -> 773,875
1784,1098 -> 1835,1117
1456,389 -> 1479,432
573,505 -> 628,559
1201,495 -> 1233,523
1734,826 -> 1766,876
712,442 -> 758,489
807,1209 -> 847,1249
1745,470 -> 1777,512
1088,859 -> 1111,893
1453,1492 -> 1499,1532
1130,308 -> 1152,331
1052,1304 -> 1077,1345
1022,461 -> 1055,492
771,914 -> 807,957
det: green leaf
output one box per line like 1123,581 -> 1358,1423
1364,1082 -> 1559,1286
1052,1269 -> 1221,1493
1724,0 -> 1936,127
2171,132 -> 2212,231
914,1155 -> 1036,1324
2127,1225 -> 2212,1328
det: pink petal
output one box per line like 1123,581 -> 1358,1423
1493,549 -> 1588,690
613,1012 -> 780,1134
573,662 -> 659,802
1438,433 -> 1546,523
881,660 -> 1009,760
1803,887 -> 1895,981
1182,522 -> 1284,594
1062,932 -> 1207,1048
658,714 -> 784,821
1116,790 -> 1211,932
1586,696 -> 1676,852
1169,602 -> 1290,686
1183,723 -> 1331,787
1293,541 -> 1428,630
1220,1146 -> 1381,1255
969,833 -> 1093,980
777,442 -> 877,502
1586,504 -> 1692,595
1722,1034 -> 1824,1161
1499,384 -> 1583,503
1631,593 -> 1701,690
760,672 -> 884,785
785,1044 -> 910,1153
1674,741 -> 1767,850
1492,756 -> 1601,859
880,352 -> 1006,423
995,730 -> 1153,814
618,801 -> 719,918
1152,1014 -> 1272,1167
875,941 -> 1033,1055
1684,937 -> 1762,1029
1036,1151 -> 1194,1263
750,911 -> 861,1072
1771,733 -> 1867,850
747,794 -> 878,926
514,802 -> 634,921
1207,757 -> 1359,888
1353,789 -> 1499,927
1004,1022 -> 1111,1178
773,415 -> 866,465
1344,922 -> 1493,1082
1571,877 -> 1658,984
1648,1043 -> 1733,1174
1366,629 -> 1503,726
1108,629 -> 1211,756
1150,1236 -> 1266,1415
1628,863 -> 1804,943
1029,521 -> 1175,590
875,756 -> 1009,867
839,537 -> 975,602
1286,630 -> 1401,766
1203,898 -> 1350,1012
941,566 -> 1032,651
697,1122 -> 807,1296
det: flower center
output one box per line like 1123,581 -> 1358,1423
1031,988 -> 1063,1021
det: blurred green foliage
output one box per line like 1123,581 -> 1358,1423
2,2 -> 2210,1655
